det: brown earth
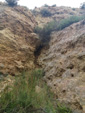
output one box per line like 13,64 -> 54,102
0,3 -> 39,75
38,20 -> 85,112
0,3 -> 85,112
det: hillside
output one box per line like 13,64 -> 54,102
38,20 -> 85,112
32,5 -> 85,27
33,5 -> 85,113
0,2 -> 85,113
0,2 -> 39,75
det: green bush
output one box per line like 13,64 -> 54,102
52,4 -> 56,7
80,2 -> 85,9
0,69 -> 72,113
5,0 -> 19,6
56,15 -> 85,30
72,8 -> 76,11
34,20 -> 57,44
44,4 -> 49,7
34,15 -> 85,45
40,9 -> 52,17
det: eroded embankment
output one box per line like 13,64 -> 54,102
37,20 -> 85,112
0,4 -> 39,75
0,3 -> 85,112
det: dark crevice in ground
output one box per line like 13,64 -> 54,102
34,44 -> 44,67
34,43 -> 50,67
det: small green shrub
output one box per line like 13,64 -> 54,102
56,103 -> 72,113
52,4 -> 56,7
5,0 -> 19,6
80,2 -> 85,9
44,4 -> 49,7
72,8 -> 76,11
34,15 -> 85,45
40,9 -> 52,17
34,20 -> 57,44
56,15 -> 85,30
34,26 -> 43,34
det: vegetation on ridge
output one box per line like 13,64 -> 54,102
5,0 -> 19,6
80,2 -> 85,9
34,15 -> 85,44
0,69 -> 72,113
40,8 -> 52,17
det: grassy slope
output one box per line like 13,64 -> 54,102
0,69 -> 72,113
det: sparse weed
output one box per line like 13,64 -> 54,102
0,69 -> 72,113
34,15 -> 85,45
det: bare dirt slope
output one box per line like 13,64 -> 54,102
38,20 -> 85,112
0,3 -> 39,75
0,3 -> 85,112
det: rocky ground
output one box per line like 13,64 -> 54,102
0,3 -> 39,75
38,20 -> 85,112
0,2 -> 85,113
